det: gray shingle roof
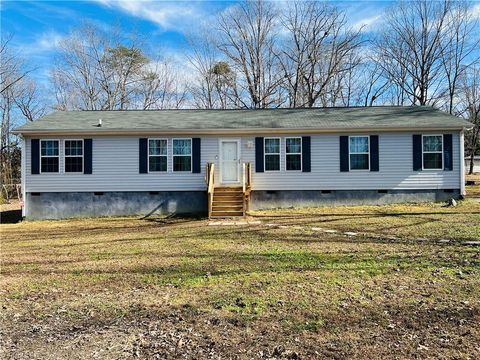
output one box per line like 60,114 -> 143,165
13,106 -> 473,134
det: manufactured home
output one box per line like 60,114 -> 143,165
13,106 -> 472,220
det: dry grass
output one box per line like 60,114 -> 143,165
1,201 -> 479,359
466,173 -> 480,197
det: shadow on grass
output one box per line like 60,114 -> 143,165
142,213 -> 205,226
0,209 -> 23,224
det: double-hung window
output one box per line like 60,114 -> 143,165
285,137 -> 302,171
40,140 -> 59,173
422,135 -> 443,170
264,137 -> 280,171
149,139 -> 167,172
173,139 -> 192,172
349,136 -> 369,170
64,140 -> 83,173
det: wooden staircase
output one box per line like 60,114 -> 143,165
206,162 -> 252,219
211,187 -> 244,218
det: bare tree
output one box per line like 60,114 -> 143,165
52,24 -> 146,110
14,79 -> 46,122
357,59 -> 390,106
135,59 -> 187,109
0,35 -> 33,95
375,0 -> 452,106
218,0 -> 284,108
457,66 -> 480,174
281,1 -> 363,108
440,1 -> 480,114
52,24 -> 107,110
1,37 -> 45,193
186,30 -> 220,109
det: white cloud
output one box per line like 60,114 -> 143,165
95,0 -> 211,33
36,31 -> 64,51
352,14 -> 382,32
472,3 -> 480,19
12,31 -> 64,59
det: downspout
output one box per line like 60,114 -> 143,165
460,130 -> 465,197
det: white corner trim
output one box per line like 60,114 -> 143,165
460,130 -> 465,196
21,136 -> 26,217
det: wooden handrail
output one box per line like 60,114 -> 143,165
206,163 -> 215,218
242,163 -> 246,194
242,162 -> 252,216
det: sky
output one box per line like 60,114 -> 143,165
1,0 -> 398,87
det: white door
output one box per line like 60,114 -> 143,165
220,140 -> 240,183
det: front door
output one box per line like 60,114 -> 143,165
220,140 -> 240,184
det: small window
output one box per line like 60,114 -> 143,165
285,137 -> 302,171
40,140 -> 59,173
173,139 -> 192,172
422,135 -> 443,170
349,136 -> 369,170
64,140 -> 83,173
264,138 -> 280,171
149,139 -> 167,172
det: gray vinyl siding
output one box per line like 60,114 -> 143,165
24,132 -> 461,193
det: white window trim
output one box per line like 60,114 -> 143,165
264,137 -> 281,172
148,138 -> 168,173
63,139 -> 84,174
172,138 -> 192,173
349,135 -> 370,171
285,137 -> 302,172
422,134 -> 443,171
39,139 -> 60,174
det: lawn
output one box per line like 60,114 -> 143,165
1,200 -> 480,359
466,172 -> 480,197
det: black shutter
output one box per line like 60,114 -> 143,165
192,138 -> 201,173
443,134 -> 453,171
255,137 -> 264,173
84,139 -> 92,174
31,139 -> 40,174
413,134 -> 422,171
370,135 -> 379,172
139,138 -> 148,174
302,136 -> 311,172
340,136 -> 349,172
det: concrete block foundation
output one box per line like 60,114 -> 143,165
25,189 -> 461,220
250,189 -> 461,210
25,191 -> 207,220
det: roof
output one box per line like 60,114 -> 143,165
13,106 -> 473,135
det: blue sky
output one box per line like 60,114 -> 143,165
3,0 -> 476,87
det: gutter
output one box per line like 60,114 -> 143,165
11,125 -> 473,136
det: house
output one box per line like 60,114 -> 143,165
465,156 -> 480,174
13,106 -> 472,220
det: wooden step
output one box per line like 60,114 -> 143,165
213,195 -> 243,201
212,200 -> 243,206
210,211 -> 244,217
213,191 -> 243,196
212,205 -> 243,211
210,187 -> 245,218
215,187 -> 242,192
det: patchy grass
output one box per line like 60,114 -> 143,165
253,200 -> 480,241
1,201 -> 479,359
